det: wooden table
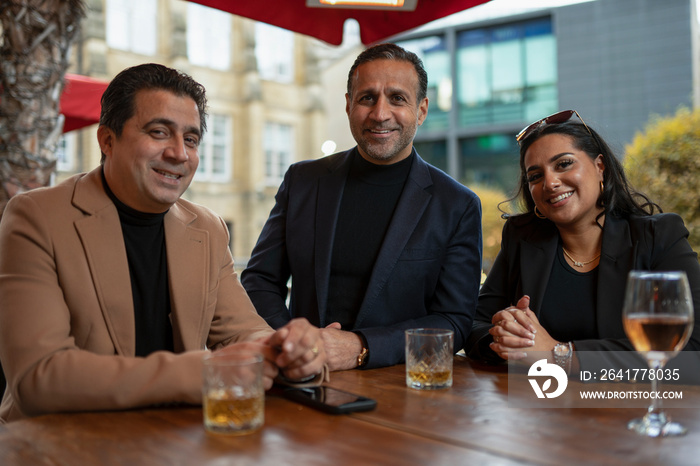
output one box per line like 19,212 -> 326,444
0,355 -> 698,465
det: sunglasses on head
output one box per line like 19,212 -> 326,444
515,109 -> 594,146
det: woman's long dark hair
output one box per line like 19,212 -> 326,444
502,121 -> 660,222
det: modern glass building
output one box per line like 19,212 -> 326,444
392,0 -> 697,194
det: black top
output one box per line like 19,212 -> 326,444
467,212 -> 700,364
538,242 -> 598,341
103,171 -> 174,356
326,150 -> 413,328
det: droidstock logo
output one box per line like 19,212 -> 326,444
528,359 -> 568,399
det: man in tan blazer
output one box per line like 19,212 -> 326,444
0,64 -> 326,422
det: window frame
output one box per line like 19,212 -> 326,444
195,113 -> 233,183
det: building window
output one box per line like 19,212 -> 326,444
413,140 -> 447,173
264,122 -> 294,185
398,36 -> 450,132
187,4 -> 232,70
106,0 -> 157,55
456,18 -> 557,127
255,24 -> 295,83
459,133 -> 520,192
56,132 -> 77,172
195,114 -> 232,183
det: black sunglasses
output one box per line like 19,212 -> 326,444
515,109 -> 594,146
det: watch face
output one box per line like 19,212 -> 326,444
554,344 -> 570,356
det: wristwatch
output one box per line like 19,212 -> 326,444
357,346 -> 369,368
552,342 -> 573,372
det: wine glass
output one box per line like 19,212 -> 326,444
622,270 -> 694,437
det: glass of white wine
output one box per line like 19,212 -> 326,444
622,270 -> 694,437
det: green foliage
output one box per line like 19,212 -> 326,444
623,106 -> 700,254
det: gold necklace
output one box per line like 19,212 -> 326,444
562,247 -> 600,267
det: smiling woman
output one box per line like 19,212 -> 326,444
523,133 -> 605,241
465,111 -> 700,384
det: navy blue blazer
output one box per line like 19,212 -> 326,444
467,212 -> 700,362
241,148 -> 483,369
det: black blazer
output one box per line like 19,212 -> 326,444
467,212 -> 700,362
242,148 -> 483,369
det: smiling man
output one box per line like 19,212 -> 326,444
242,43 -> 483,371
0,64 -> 327,422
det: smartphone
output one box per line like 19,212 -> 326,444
282,386 -> 377,414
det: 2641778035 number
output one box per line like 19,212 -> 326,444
581,368 -> 681,382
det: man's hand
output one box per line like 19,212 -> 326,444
265,318 -> 326,381
321,322 -> 364,371
214,341 -> 280,390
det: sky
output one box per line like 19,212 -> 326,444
414,0 -> 597,31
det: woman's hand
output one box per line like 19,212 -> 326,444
489,295 -> 557,361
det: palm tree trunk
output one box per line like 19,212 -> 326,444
0,0 -> 85,218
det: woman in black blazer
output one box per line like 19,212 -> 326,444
466,110 -> 700,370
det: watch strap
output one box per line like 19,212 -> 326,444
354,331 -> 369,368
553,342 -> 573,374
357,346 -> 368,368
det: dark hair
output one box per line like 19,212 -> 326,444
99,63 -> 208,161
346,43 -> 428,103
505,120 -> 660,222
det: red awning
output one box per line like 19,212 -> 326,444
186,0 -> 490,45
60,73 -> 109,133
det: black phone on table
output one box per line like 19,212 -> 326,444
282,386 -> 377,414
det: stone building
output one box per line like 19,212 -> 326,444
59,0 -> 345,266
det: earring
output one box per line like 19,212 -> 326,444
600,181 -> 604,194
534,206 -> 547,219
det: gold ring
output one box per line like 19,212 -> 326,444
311,345 -> 319,356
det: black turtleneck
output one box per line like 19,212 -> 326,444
102,170 -> 174,356
326,150 -> 413,328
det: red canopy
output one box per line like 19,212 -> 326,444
60,73 -> 109,133
187,0 -> 490,45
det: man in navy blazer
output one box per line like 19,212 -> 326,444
241,43 -> 482,370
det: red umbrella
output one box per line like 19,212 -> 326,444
186,0 -> 491,45
60,73 -> 109,133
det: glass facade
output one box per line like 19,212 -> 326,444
413,140 -> 447,173
400,36 -> 451,132
459,134 -> 521,192
398,17 -> 557,192
457,19 -> 557,126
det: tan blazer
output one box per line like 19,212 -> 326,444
0,167 -> 272,422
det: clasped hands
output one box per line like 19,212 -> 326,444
489,295 -> 558,361
320,322 -> 364,371
218,318 -> 327,389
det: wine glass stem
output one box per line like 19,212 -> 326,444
647,359 -> 666,416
